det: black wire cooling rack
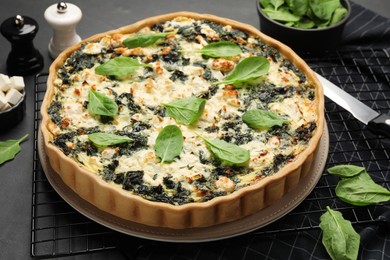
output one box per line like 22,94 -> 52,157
31,48 -> 390,259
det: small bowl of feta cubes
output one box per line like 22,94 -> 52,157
0,73 -> 26,131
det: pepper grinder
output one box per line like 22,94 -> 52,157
0,15 -> 44,75
44,2 -> 82,59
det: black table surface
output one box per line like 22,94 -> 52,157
1,1 -> 389,259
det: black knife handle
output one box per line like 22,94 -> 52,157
367,114 -> 390,138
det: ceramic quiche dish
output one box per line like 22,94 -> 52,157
40,12 -> 324,229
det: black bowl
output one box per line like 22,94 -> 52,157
0,90 -> 26,131
257,0 -> 351,53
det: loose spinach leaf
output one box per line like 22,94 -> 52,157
154,125 -> 183,163
243,109 -> 288,130
310,0 -> 340,20
183,41 -> 242,58
164,97 -> 206,125
95,56 -> 149,79
215,56 -> 270,86
0,134 -> 29,166
198,135 -> 250,166
319,206 -> 360,260
122,31 -> 176,49
327,164 -> 365,178
88,90 -> 118,116
335,171 -> 390,206
88,133 -> 132,146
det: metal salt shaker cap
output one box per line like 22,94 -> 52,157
57,2 -> 68,13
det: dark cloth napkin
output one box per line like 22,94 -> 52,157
341,2 -> 390,51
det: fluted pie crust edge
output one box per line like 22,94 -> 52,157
40,11 -> 324,229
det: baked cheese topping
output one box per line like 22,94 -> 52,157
47,17 -> 318,205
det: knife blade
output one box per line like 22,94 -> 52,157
315,72 -> 390,138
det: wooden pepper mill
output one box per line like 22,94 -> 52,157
0,15 -> 44,75
44,2 -> 82,59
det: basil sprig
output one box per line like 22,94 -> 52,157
215,56 -> 270,86
0,134 -> 29,165
328,164 -> 390,206
122,31 -> 176,49
164,97 -> 206,125
88,90 -> 118,116
95,56 -> 149,79
181,41 -> 242,58
154,125 -> 183,163
198,135 -> 250,166
88,133 -> 132,146
242,109 -> 288,130
319,206 -> 360,260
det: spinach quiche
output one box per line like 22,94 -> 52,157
41,12 -> 324,229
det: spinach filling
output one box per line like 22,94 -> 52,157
47,101 -> 63,127
107,170 -> 194,205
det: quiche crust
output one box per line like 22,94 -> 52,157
41,11 -> 324,229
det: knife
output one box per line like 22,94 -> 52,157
315,72 -> 390,138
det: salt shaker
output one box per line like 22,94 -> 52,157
44,2 -> 82,59
0,15 -> 44,75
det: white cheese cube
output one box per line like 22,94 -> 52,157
0,90 -> 4,97
5,88 -> 23,105
10,76 -> 25,91
0,95 -> 8,110
0,74 -> 11,92
0,102 -> 11,112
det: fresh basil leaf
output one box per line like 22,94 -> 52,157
122,31 -> 175,49
154,125 -> 183,163
309,0 -> 340,21
199,135 -> 250,166
329,7 -> 348,26
216,56 -> 270,86
262,7 -> 301,22
95,56 -> 149,79
0,134 -> 29,165
243,109 -> 288,130
88,90 -> 118,116
335,171 -> 390,206
88,133 -> 132,146
327,164 -> 365,178
164,97 -> 206,125
319,206 -> 360,260
188,41 -> 242,58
